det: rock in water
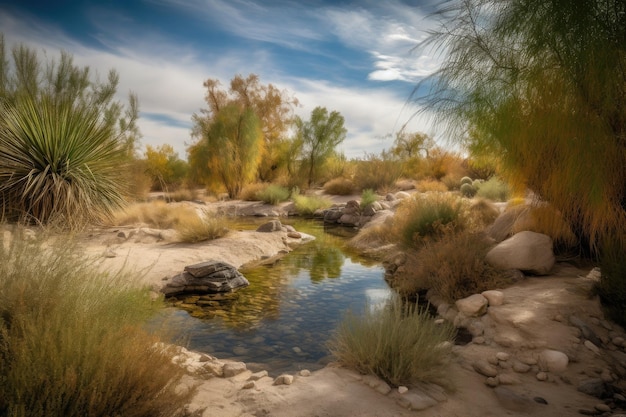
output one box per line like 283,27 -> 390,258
161,260 -> 249,296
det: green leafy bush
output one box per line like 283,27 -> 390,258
0,228 -> 192,417
257,184 -> 290,205
293,194 -> 332,216
393,194 -> 465,248
475,177 -> 510,201
328,298 -> 455,388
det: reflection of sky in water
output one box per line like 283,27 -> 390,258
160,220 -> 392,375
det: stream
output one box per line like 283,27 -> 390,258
160,219 -> 392,376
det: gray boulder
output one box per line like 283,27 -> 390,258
161,260 -> 249,296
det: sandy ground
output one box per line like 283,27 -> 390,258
74,208 -> 625,417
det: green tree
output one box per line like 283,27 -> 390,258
0,34 -> 139,227
295,106 -> 347,188
197,104 -> 263,198
391,131 -> 435,159
144,144 -> 188,191
419,0 -> 626,319
190,74 -> 298,184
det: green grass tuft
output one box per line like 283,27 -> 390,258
293,194 -> 332,216
256,184 -> 290,205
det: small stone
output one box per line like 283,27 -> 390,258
249,370 -> 269,381
287,231 -> 302,239
396,391 -> 438,411
273,374 -> 294,385
456,294 -> 489,317
473,359 -> 498,377
481,290 -> 504,306
473,336 -> 486,345
498,373 -> 520,385
223,362 -> 247,378
584,340 -> 601,355
398,386 -> 409,394
242,381 -> 255,390
513,361 -> 531,373
299,369 -> 311,377
536,372 -> 548,381
595,403 -> 611,412
375,381 -> 392,395
496,352 -> 511,361
578,378 -> 608,398
539,349 -> 569,373
578,408 -> 599,415
485,377 -> 499,387
534,397 -> 548,405
487,356 -> 499,366
292,346 -> 302,353
612,337 -> 624,346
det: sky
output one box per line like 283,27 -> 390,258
0,0 -> 445,160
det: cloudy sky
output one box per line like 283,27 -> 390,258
0,0 -> 444,159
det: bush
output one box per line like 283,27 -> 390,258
460,176 -> 473,186
323,177 -> 355,195
416,232 -> 507,302
360,188 -> 378,209
596,238 -> 626,327
175,210 -> 229,243
238,182 -> 268,201
354,152 -> 403,193
328,297 -> 455,388
468,199 -> 500,229
476,177 -> 510,201
112,201 -> 182,229
256,184 -> 290,205
416,179 -> 448,193
166,188 -> 199,202
0,228 -> 192,416
293,194 -> 332,216
460,183 -> 477,198
393,194 -> 465,248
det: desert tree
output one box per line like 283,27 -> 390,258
190,74 -> 298,184
294,106 -> 347,188
0,34 -> 139,227
417,0 -> 626,320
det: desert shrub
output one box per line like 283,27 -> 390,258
360,189 -> 378,209
393,194 -> 465,248
354,152 -> 403,193
416,179 -> 448,193
596,237 -> 626,327
0,228 -> 192,417
348,223 -> 396,258
238,182 -> 269,201
166,188 -> 199,202
175,210 -> 229,243
328,297 -> 455,388
460,176 -> 473,186
440,174 -> 461,191
293,194 -> 333,216
476,177 -> 510,202
323,177 -> 355,195
467,199 -> 500,229
257,184 -> 290,205
417,232 -> 507,303
111,201 -> 212,231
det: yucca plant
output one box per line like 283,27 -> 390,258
0,96 -> 127,228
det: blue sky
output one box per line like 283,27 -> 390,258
0,0 -> 444,159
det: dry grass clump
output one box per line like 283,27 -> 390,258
511,204 -> 578,250
256,184 -> 290,205
417,232 -> 506,303
328,297 -> 455,388
467,198 -> 501,229
238,182 -> 268,201
293,194 -> 333,216
323,177 -> 355,195
166,188 -> 200,202
393,193 -> 465,249
348,223 -> 396,258
0,229 -> 193,416
112,201 -> 191,229
415,179 -> 448,193
354,153 -> 404,193
175,210 -> 229,243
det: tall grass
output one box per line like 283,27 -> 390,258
0,228 -> 192,417
256,184 -> 290,205
175,210 -> 229,243
393,194 -> 465,248
323,177 -> 355,195
328,298 -> 455,388
0,97 -> 128,229
360,188 -> 378,209
292,194 -> 333,216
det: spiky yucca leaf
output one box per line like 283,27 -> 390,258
0,96 -> 127,228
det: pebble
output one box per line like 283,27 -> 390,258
496,352 -> 510,361
223,362 -> 247,378
292,347 -> 302,354
612,336 -> 625,347
513,361 -> 531,373
498,373 -> 520,385
396,391 -> 438,411
536,372 -> 548,381
584,340 -> 601,355
595,403 -> 611,412
242,381 -> 255,389
273,374 -> 294,385
249,370 -> 269,381
473,336 -> 486,345
473,360 -> 498,377
398,386 -> 408,394
299,369 -> 311,377
485,377 -> 499,387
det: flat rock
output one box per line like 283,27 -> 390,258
223,362 -> 247,378
482,290 -> 504,306
485,231 -> 555,275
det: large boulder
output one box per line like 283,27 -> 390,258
161,260 -> 249,296
485,231 -> 555,275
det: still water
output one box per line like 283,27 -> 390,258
162,219 -> 392,375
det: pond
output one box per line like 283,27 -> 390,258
161,219 -> 392,376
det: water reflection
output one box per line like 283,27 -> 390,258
164,219 -> 392,375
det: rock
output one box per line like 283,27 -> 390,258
375,381 -> 392,395
612,336 -> 625,347
536,372 -> 548,381
338,213 -> 361,226
248,370 -> 269,381
223,362 -> 247,378
467,320 -> 485,337
394,191 -> 411,200
287,231 -> 302,239
162,260 -> 249,296
538,349 -> 569,373
398,386 -> 409,394
578,378 -> 610,398
494,387 -> 535,412
242,381 -> 255,389
396,391 -> 438,411
299,369 -> 311,377
497,373 -> 520,385
456,294 -> 489,317
485,377 -> 499,387
570,316 -> 603,347
256,220 -> 283,232
496,352 -> 510,361
595,403 -> 611,412
485,231 -> 555,275
512,361 -> 531,373
323,209 -> 343,222
273,374 -> 294,385
584,340 -> 601,355
482,290 -> 504,306
473,359 -> 498,377
362,204 -> 377,217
